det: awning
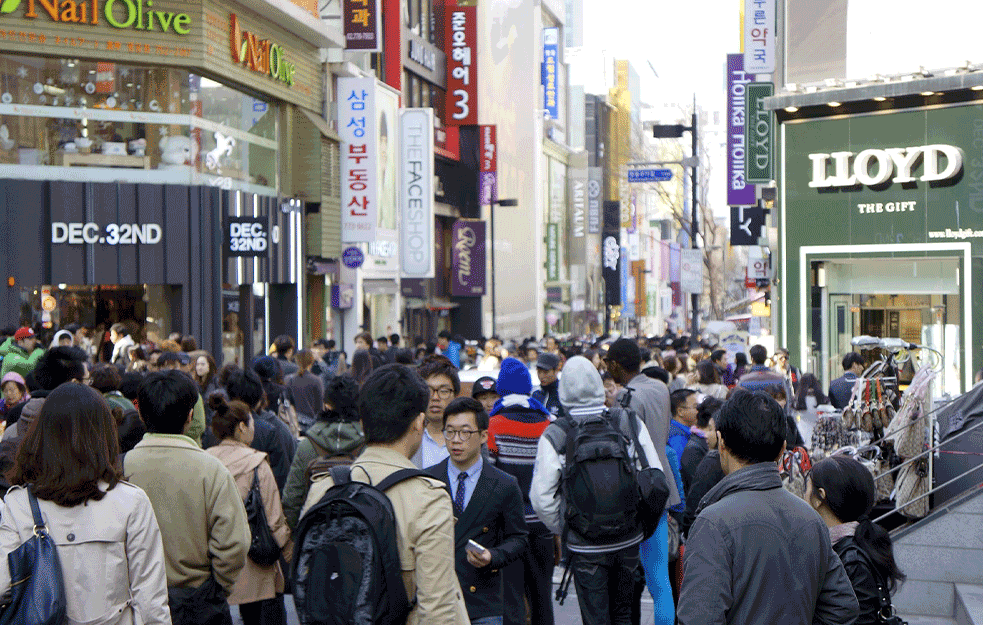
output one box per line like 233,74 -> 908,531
300,108 -> 342,143
363,279 -> 399,296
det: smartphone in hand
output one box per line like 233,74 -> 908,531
466,539 -> 486,556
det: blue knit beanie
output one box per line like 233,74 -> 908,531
496,357 -> 533,396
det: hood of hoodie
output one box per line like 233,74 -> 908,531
696,461 -> 783,516
209,440 -> 267,478
49,330 -> 74,350
306,418 -> 364,455
558,356 -> 606,411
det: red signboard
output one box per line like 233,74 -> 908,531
444,3 -> 477,126
343,0 -> 381,51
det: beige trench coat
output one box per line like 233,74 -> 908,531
0,482 -> 172,625
207,440 -> 292,605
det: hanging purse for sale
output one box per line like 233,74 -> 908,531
780,447 -> 812,500
0,487 -> 67,625
895,457 -> 930,519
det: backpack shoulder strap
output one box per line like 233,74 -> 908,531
543,418 -> 572,456
619,385 -> 635,409
375,468 -> 430,493
615,406 -> 649,470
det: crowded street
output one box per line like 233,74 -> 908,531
3,0 -> 983,624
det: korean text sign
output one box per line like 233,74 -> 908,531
344,0 -> 382,51
726,54 -> 756,206
399,108 -> 435,278
445,4 -> 477,125
542,27 -> 559,119
339,77 -> 378,242
479,124 -> 497,205
743,0 -> 775,73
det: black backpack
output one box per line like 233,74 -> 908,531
549,411 -> 641,543
292,465 -> 427,625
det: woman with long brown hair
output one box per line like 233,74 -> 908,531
0,383 -> 170,624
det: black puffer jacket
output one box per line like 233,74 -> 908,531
833,535 -> 884,625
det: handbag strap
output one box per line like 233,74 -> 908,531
27,486 -> 46,535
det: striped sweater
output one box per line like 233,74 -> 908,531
487,404 -> 552,534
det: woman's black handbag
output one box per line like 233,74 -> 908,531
622,406 -> 670,539
245,467 -> 281,567
0,487 -> 67,625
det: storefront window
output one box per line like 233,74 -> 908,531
0,54 -> 276,193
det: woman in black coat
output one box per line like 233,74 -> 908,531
806,456 -> 906,625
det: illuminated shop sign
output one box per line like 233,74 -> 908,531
0,0 -> 192,34
809,144 -> 964,189
230,13 -> 296,86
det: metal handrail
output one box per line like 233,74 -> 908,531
874,462 -> 983,526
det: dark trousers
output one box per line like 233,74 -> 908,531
238,594 -> 287,625
503,533 -> 555,625
572,546 -> 640,625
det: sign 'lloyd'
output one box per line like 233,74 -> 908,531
809,144 -> 964,188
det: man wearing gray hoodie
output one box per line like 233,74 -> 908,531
530,356 -> 662,625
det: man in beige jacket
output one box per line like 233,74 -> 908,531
303,364 -> 470,625
127,370 -> 250,625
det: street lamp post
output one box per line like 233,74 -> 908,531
651,104 -> 699,345
489,198 -> 518,338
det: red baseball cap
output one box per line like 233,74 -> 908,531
13,327 -> 34,341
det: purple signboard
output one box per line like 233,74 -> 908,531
727,54 -> 757,206
451,219 -> 486,296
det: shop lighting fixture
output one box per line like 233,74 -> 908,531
873,96 -> 887,101
972,85 -> 983,91
88,70 -> 96,74
921,91 -> 935,96
828,101 -> 842,107
785,106 -> 799,112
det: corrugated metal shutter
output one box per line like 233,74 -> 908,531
321,137 -> 341,259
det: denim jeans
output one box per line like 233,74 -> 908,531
472,616 -> 503,625
572,546 -> 641,625
638,513 -> 674,625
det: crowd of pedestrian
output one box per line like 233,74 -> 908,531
0,323 -> 905,625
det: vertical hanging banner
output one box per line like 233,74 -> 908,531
542,27 -> 559,119
743,0 -> 775,73
680,248 -> 704,294
588,167 -> 602,234
343,0 -> 382,51
479,124 -> 497,205
399,108 -> 435,278
451,219 -> 486,296
445,3 -> 478,125
546,223 -> 559,281
339,77 -> 378,242
602,200 -> 621,307
726,54 -> 757,206
568,164 -> 588,265
744,82 -> 774,184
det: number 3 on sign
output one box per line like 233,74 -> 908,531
452,89 -> 469,120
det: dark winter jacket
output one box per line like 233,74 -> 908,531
250,410 -> 297,493
531,380 -> 565,420
677,462 -> 859,625
682,449 -> 724,537
281,418 -> 364,529
833,535 -> 885,625
680,433 -> 709,495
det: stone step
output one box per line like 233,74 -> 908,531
956,584 -> 983,625
901,616 -> 958,625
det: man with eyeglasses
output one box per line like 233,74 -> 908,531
412,355 -> 461,469
427,396 -> 528,625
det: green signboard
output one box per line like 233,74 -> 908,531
745,82 -> 774,184
546,222 -> 559,281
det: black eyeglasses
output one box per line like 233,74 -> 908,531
442,429 -> 479,442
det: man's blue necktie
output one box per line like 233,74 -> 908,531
454,471 -> 468,515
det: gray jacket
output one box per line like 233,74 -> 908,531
618,374 -> 680,507
677,463 -> 859,625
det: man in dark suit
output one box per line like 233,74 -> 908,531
427,397 -> 529,625
829,352 -> 865,409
